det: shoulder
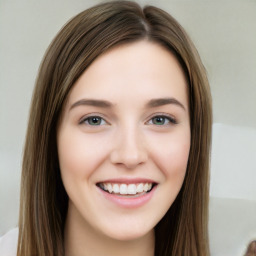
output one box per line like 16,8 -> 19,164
0,228 -> 18,256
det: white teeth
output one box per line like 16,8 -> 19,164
143,183 -> 149,192
100,182 -> 153,195
120,184 -> 127,194
107,183 -> 112,193
137,183 -> 144,193
113,184 -> 119,193
127,184 -> 136,195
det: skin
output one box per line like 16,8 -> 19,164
57,40 -> 191,256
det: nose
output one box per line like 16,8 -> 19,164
110,127 -> 148,169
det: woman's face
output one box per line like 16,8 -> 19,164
57,41 -> 190,241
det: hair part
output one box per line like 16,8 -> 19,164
18,1 -> 212,255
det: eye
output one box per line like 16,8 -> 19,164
80,116 -> 107,126
148,115 -> 177,126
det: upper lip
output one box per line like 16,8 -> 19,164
96,178 -> 157,184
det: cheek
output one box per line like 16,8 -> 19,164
58,137 -> 86,179
57,129 -> 107,182
149,132 -> 191,178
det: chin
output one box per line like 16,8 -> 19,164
100,222 -> 154,242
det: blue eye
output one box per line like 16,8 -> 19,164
149,115 -> 177,125
82,116 -> 106,126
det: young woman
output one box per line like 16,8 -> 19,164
2,1 -> 212,255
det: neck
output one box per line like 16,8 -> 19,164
64,204 -> 155,256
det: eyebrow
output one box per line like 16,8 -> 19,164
70,99 -> 113,110
69,97 -> 186,111
146,98 -> 186,110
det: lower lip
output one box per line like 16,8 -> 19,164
98,185 -> 157,209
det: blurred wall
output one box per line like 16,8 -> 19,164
0,0 -> 255,255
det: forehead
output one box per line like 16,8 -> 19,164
66,40 -> 188,108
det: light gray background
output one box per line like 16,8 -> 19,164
0,0 -> 255,255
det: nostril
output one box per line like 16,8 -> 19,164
110,148 -> 148,169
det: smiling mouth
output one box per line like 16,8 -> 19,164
97,182 -> 156,197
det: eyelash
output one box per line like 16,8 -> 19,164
79,115 -> 107,126
79,113 -> 177,126
146,114 -> 177,126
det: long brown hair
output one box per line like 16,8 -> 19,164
18,1 -> 212,255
